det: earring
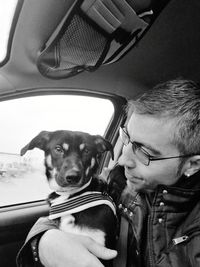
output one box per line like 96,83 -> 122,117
185,173 -> 190,178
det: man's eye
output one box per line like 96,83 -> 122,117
54,146 -> 64,154
140,147 -> 152,158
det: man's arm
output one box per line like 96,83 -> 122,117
17,216 -> 117,267
16,217 -> 58,267
39,229 -> 117,267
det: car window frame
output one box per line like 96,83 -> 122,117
0,89 -> 127,208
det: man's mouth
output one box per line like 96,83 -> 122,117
125,170 -> 143,182
127,177 -> 144,184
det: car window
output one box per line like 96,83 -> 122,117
0,0 -> 18,62
0,95 -> 114,207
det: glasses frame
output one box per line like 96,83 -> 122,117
119,127 -> 196,166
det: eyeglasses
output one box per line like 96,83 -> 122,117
119,127 -> 195,166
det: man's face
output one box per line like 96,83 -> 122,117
118,112 -> 184,192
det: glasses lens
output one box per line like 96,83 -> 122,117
119,127 -> 150,166
119,127 -> 129,145
135,148 -> 149,166
132,142 -> 149,165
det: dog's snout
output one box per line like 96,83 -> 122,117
66,174 -> 81,184
64,166 -> 82,184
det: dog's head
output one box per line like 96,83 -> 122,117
21,130 -> 113,193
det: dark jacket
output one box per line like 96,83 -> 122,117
17,165 -> 200,267
112,166 -> 200,267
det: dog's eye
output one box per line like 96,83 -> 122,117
84,148 -> 90,154
54,145 -> 64,154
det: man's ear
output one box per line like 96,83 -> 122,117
182,155 -> 200,177
20,131 -> 51,156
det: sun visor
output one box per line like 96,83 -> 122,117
37,0 -> 169,79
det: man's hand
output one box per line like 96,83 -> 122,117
38,229 -> 117,267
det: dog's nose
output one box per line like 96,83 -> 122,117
65,174 -> 81,184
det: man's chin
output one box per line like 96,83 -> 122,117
126,180 -> 154,193
127,180 -> 141,192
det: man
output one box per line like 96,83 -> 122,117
17,79 -> 200,266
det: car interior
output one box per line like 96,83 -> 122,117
0,0 -> 200,266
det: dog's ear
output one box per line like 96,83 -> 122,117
94,136 -> 114,160
20,131 -> 51,156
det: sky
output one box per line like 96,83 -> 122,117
0,95 -> 114,154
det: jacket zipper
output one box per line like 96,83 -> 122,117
147,214 -> 154,267
171,230 -> 200,248
172,235 -> 189,245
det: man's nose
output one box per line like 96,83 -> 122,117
118,144 -> 136,167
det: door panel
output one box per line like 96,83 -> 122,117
0,201 -> 49,267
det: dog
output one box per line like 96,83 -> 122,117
20,130 -> 117,264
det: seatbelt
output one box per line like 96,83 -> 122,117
113,216 -> 129,267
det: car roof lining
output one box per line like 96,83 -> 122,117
0,0 -> 200,99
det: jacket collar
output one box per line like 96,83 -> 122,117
120,171 -> 200,211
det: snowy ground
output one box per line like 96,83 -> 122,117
0,172 -> 50,206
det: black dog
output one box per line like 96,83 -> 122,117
21,130 -> 117,264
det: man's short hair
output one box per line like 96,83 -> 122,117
126,79 -> 200,155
